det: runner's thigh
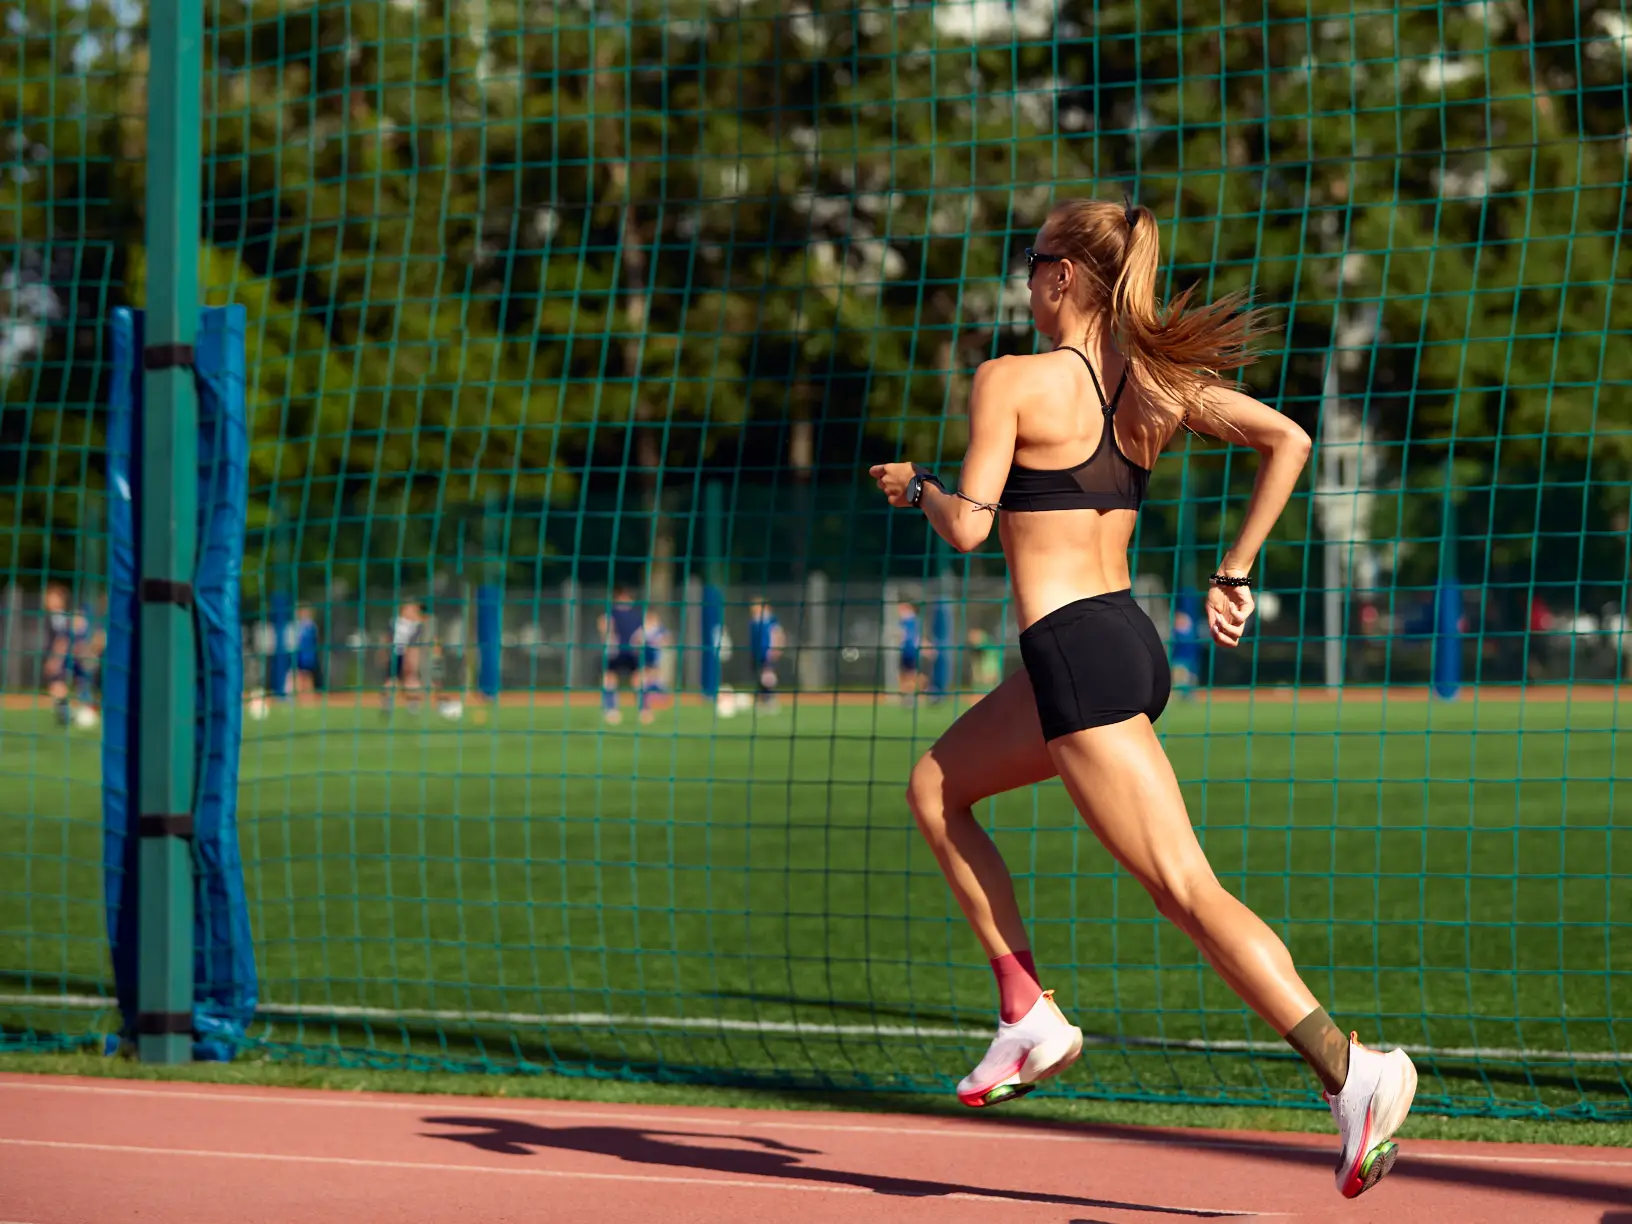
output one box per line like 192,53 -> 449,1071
917,668 -> 1057,805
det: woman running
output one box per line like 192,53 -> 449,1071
869,198 -> 1416,1201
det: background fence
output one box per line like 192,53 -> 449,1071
2,1 -> 1630,1118
5,573 -> 1630,701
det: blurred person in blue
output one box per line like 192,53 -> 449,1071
598,586 -> 648,725
748,597 -> 785,712
1170,590 -> 1202,698
641,606 -> 671,714
896,599 -> 930,702
294,605 -> 323,694
43,582 -> 100,727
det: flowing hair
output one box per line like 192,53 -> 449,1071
1041,199 -> 1276,415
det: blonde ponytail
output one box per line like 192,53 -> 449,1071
1044,200 -> 1275,408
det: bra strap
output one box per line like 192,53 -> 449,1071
1108,369 -> 1128,412
1083,358 -> 1113,415
1062,345 -> 1122,415
1059,345 -> 1093,372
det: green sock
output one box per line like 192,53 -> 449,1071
1285,1006 -> 1350,1095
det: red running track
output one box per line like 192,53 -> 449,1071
1,1074 -> 1629,1224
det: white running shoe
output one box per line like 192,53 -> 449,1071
957,990 -> 1084,1108
1328,1033 -> 1418,1198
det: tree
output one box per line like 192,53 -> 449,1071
2,0 -> 1626,613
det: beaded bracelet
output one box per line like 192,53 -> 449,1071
1209,573 -> 1252,588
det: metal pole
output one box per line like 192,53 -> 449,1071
457,520 -> 471,695
482,492 -> 499,695
1433,466 -> 1462,700
137,0 -> 201,1064
932,535 -> 953,697
1320,356 -> 1343,689
0,582 -> 16,693
801,570 -> 829,692
683,572 -> 702,692
562,577 -> 579,691
701,480 -> 724,697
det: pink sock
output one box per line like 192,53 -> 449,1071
990,949 -> 1043,1023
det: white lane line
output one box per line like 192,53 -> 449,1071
3,1080 -> 1630,1169
0,1138 -> 1267,1217
3,993 -> 1626,1064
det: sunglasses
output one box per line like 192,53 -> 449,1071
1024,247 -> 1064,281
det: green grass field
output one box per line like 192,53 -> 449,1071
3,694 -> 1629,1120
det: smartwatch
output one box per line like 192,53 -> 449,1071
907,470 -> 944,508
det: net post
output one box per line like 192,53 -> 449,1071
138,0 -> 201,1065
1433,468 -> 1463,700
1175,454 -> 1201,695
800,570 -> 829,692
561,577 -> 579,691
931,535 -> 953,697
682,572 -> 702,693
268,503 -> 293,698
478,492 -> 501,700
1317,355 -> 1346,688
701,480 -> 724,698
456,518 -> 469,693
0,580 -> 16,691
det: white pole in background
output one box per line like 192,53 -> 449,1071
1320,354 -> 1344,689
561,577 -> 579,691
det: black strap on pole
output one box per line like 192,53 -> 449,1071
142,343 -> 196,371
136,1011 -> 193,1036
139,578 -> 194,608
138,813 -> 194,838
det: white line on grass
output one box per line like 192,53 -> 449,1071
2,992 -> 1625,1064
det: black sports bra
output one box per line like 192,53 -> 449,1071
1000,347 -> 1150,512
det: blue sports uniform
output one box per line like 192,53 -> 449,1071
47,607 -> 96,723
47,610 -> 92,682
750,607 -> 780,696
1170,591 -> 1202,683
605,602 -> 643,677
749,609 -> 779,667
296,618 -> 321,682
898,609 -> 921,673
642,619 -> 670,672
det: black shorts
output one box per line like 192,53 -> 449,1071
388,651 -> 409,681
605,650 -> 639,678
1018,589 -> 1170,741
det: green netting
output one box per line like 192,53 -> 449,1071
3,0 -> 1631,1119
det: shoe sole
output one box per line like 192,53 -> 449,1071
1341,1054 -> 1418,1199
1353,1141 -> 1398,1195
959,1026 -> 1084,1109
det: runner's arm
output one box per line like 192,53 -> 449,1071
870,360 -> 1013,553
1192,385 -> 1310,577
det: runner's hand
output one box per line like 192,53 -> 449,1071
1207,583 -> 1253,648
869,462 -> 918,507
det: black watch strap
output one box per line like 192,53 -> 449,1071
908,470 -> 945,508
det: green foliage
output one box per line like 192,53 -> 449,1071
1,0 -> 1628,597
